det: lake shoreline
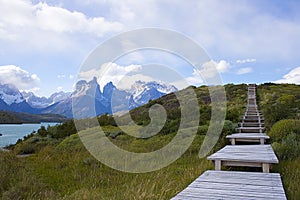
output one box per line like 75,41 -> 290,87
0,122 -> 60,148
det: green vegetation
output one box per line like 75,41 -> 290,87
257,83 -> 300,199
257,83 -> 300,130
0,111 -> 22,124
0,83 -> 299,199
0,111 -> 68,124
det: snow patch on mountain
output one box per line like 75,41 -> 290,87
130,80 -> 178,103
0,83 -> 24,105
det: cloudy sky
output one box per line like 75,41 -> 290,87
1,0 -> 300,96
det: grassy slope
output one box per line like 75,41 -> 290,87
257,83 -> 300,199
0,83 -> 299,199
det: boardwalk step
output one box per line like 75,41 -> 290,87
172,171 -> 287,200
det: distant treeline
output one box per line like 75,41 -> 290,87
0,110 -> 68,124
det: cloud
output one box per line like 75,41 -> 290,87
236,67 -> 253,75
0,0 -> 123,55
57,74 -> 74,79
186,70 -> 203,85
96,0 -> 300,62
171,69 -> 203,89
0,65 -> 40,90
57,75 -> 66,78
0,0 -> 123,36
216,60 -> 231,73
275,67 -> 300,84
57,86 -> 63,91
236,58 -> 256,64
79,62 -> 151,90
199,60 -> 231,78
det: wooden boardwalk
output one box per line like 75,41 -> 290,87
226,133 -> 269,145
171,171 -> 287,200
172,84 -> 287,199
207,145 -> 278,173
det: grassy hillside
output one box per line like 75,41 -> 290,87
0,83 -> 299,199
257,83 -> 300,199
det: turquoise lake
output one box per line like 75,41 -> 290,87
0,123 -> 59,148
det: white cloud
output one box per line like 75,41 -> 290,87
57,75 -> 66,78
0,0 -> 123,36
199,60 -> 231,78
57,86 -> 63,91
79,62 -> 151,90
34,3 -> 123,36
186,69 -> 203,85
216,60 -> 231,73
0,65 -> 40,90
171,69 -> 203,89
236,58 -> 256,64
0,0 -> 123,54
97,0 -> 300,62
275,67 -> 300,84
57,74 -> 75,79
236,67 -> 253,75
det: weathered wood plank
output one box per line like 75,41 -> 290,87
207,145 -> 278,164
172,170 -> 287,200
226,133 -> 269,139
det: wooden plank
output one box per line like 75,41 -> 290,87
226,133 -> 269,139
237,127 -> 265,133
239,122 -> 264,127
227,133 -> 269,145
172,170 -> 287,200
207,145 -> 278,164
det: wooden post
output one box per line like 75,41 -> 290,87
262,163 -> 270,173
260,138 -> 264,145
215,160 -> 221,171
230,139 -> 236,145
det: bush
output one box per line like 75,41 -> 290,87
14,136 -> 59,155
269,119 -> 300,160
272,133 -> 300,160
269,119 -> 300,143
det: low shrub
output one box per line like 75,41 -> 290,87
272,133 -> 300,160
269,119 -> 300,143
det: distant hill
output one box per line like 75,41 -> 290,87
0,110 -> 68,124
0,111 -> 22,124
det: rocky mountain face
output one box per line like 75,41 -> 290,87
0,78 -> 178,118
0,83 -> 24,105
22,91 -> 72,108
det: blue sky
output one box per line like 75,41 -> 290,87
0,0 -> 300,97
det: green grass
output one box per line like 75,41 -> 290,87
1,83 -> 299,199
273,158 -> 300,199
0,133 -> 213,200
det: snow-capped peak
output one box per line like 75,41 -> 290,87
0,83 -> 24,105
128,80 -> 178,105
130,81 -> 177,100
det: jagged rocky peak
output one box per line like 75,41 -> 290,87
88,77 -> 98,85
131,80 -> 178,94
103,81 -> 117,98
49,91 -> 71,103
74,80 -> 88,92
0,83 -> 24,105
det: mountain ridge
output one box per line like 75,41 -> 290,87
0,78 -> 178,118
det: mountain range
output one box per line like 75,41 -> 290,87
0,79 -> 177,118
